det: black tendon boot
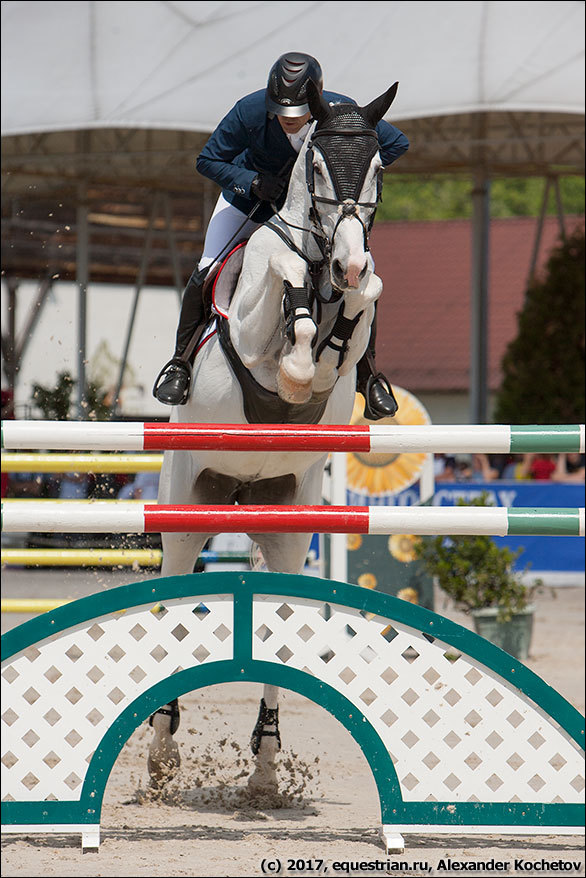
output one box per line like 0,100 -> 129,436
356,309 -> 399,420
153,268 -> 207,405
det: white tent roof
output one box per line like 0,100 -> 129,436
2,0 -> 584,137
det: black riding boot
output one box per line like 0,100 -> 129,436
153,268 -> 207,405
356,307 -> 399,420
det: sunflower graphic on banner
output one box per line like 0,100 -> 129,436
346,386 -> 431,503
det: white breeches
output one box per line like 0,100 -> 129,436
198,194 -> 262,271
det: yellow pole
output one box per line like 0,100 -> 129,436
1,598 -> 72,613
1,453 -> 163,473
1,548 -> 162,566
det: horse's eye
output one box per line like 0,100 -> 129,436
314,164 -> 323,177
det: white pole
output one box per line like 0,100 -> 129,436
330,452 -> 348,582
419,453 -> 435,505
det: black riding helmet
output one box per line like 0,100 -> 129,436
265,52 -> 323,118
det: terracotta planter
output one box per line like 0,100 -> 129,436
471,604 -> 535,660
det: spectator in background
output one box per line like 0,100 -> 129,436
117,470 -> 160,500
500,454 -> 527,480
59,472 -> 89,499
6,472 -> 44,497
551,452 -> 586,484
457,453 -> 499,482
517,453 -> 557,481
434,454 -> 457,482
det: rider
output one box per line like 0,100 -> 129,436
153,52 -> 409,418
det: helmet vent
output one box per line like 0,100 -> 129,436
266,52 -> 323,116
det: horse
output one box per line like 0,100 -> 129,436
148,79 -> 399,792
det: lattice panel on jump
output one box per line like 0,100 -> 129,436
252,594 -> 584,805
1,595 -> 234,804
2,573 -> 584,849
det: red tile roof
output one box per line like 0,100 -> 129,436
369,216 -> 584,391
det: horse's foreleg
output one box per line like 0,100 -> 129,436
247,533 -> 314,792
147,698 -> 181,788
149,451 -> 215,786
320,274 -> 382,379
148,531 -> 214,787
246,467 -> 323,792
276,270 -> 317,404
278,313 -> 317,403
248,684 -> 282,792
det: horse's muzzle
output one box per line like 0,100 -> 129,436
331,257 -> 368,289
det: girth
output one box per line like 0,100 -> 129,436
216,315 -> 330,425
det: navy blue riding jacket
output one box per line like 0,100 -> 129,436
196,88 -> 409,223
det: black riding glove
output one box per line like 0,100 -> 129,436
250,174 -> 286,202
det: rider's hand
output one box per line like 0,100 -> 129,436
250,174 -> 286,202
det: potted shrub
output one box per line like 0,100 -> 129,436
414,494 -> 542,660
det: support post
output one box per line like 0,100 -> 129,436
162,193 -> 185,295
2,278 -> 19,392
553,176 -> 566,242
469,170 -> 491,425
76,183 -> 89,420
527,177 -> 551,288
110,193 -> 161,415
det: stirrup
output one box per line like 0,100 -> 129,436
148,698 -> 180,735
152,357 -> 191,405
250,698 -> 281,756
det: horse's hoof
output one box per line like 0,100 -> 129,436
277,368 -> 312,404
147,737 -> 181,788
247,762 -> 279,795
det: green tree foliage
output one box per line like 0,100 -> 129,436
413,495 -> 538,622
31,371 -> 74,420
31,370 -> 111,421
494,227 -> 585,424
376,175 -> 585,222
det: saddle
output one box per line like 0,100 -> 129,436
202,242 -> 247,321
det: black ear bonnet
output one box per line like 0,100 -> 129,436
309,104 -> 380,202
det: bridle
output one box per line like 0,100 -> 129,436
305,126 -> 383,259
266,123 -> 384,298
262,121 -> 384,366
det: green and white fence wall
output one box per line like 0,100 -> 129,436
1,572 -> 584,851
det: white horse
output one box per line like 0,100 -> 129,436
148,80 -> 399,791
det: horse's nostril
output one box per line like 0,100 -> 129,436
332,258 -> 344,279
359,261 -> 368,280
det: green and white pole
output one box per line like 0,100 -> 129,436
1,421 -> 584,454
1,502 -> 584,537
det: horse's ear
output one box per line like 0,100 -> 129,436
362,82 -> 399,127
307,78 -> 331,124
